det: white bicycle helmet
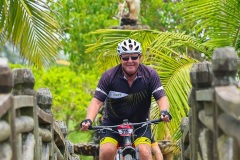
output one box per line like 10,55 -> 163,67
117,38 -> 142,55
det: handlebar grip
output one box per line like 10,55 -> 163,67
89,126 -> 105,130
150,118 -> 162,124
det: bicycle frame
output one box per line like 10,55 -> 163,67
116,119 -> 139,160
90,118 -> 162,160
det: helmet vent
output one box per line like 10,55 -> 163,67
128,39 -> 131,43
129,44 -> 133,50
135,46 -> 139,51
124,42 -> 127,46
134,41 -> 136,45
122,46 -> 128,51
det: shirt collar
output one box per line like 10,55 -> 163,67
118,64 -> 143,79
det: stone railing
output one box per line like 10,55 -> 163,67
0,58 -> 79,160
180,47 -> 240,160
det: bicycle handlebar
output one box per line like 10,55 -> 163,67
89,118 -> 162,130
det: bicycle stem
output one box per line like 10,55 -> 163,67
123,136 -> 132,146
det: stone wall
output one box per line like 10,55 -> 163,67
180,47 -> 240,160
0,58 -> 79,160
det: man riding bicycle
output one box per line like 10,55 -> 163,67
80,38 -> 172,160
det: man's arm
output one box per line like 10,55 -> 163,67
81,97 -> 104,131
156,96 -> 170,111
156,96 -> 171,122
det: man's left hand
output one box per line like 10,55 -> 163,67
160,110 -> 172,122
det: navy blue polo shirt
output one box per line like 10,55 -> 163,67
94,64 -> 166,124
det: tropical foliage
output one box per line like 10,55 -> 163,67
48,0 -> 119,70
141,0 -> 183,32
0,0 -> 62,67
182,0 -> 240,55
181,0 -> 240,81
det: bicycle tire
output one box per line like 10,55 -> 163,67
124,154 -> 133,160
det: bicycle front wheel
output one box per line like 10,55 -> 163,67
124,154 -> 133,160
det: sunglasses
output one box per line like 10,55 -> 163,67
121,55 -> 139,61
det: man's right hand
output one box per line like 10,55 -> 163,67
80,119 -> 92,131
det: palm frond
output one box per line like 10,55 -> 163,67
0,0 -> 7,43
182,0 -> 240,51
86,29 -> 209,72
0,0 -> 62,68
149,49 -> 196,142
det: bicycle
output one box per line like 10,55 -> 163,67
89,118 -> 162,160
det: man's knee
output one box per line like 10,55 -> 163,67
100,143 -> 117,160
137,144 -> 152,159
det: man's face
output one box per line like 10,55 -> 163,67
120,53 -> 141,76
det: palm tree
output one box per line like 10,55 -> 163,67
182,0 -> 240,82
85,0 -> 240,155
0,0 -> 62,68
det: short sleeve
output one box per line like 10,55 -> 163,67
149,69 -> 166,100
94,72 -> 111,102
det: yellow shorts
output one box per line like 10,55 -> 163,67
100,136 -> 151,147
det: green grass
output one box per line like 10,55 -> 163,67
67,130 -> 93,143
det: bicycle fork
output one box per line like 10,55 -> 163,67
117,136 -> 140,160
117,147 -> 139,160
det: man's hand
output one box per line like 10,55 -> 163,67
80,119 -> 92,131
160,110 -> 172,122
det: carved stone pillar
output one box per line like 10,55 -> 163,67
189,61 -> 212,160
12,68 -> 35,96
